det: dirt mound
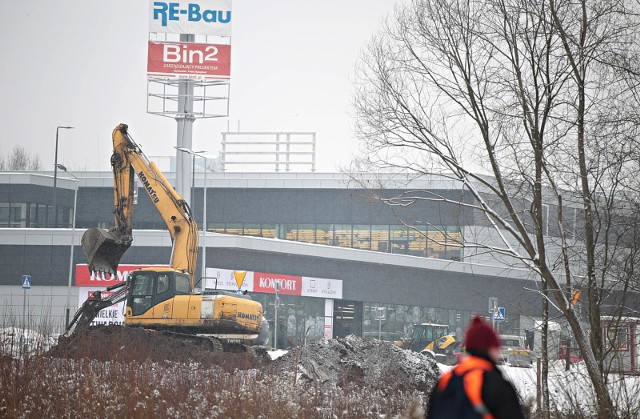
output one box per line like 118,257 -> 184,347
47,325 -> 269,371
265,334 -> 440,394
46,327 -> 439,395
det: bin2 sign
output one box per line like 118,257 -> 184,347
147,41 -> 231,80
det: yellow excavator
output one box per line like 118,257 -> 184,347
65,124 -> 269,350
394,323 -> 460,364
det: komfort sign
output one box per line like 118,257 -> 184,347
149,0 -> 232,36
206,268 -> 344,299
74,264 -> 169,287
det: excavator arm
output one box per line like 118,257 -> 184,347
82,124 -> 199,289
64,281 -> 129,337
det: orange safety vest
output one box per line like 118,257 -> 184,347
436,356 -> 495,419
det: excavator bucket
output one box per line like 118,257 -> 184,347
81,227 -> 132,275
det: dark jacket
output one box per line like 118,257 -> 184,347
426,351 -> 526,419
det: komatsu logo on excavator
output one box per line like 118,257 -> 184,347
237,312 -> 259,321
138,171 -> 160,203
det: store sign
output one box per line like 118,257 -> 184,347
74,264 -> 169,287
206,268 -> 343,299
77,288 -> 126,326
254,272 -> 302,295
301,276 -> 341,298
149,0 -> 232,36
147,41 -> 231,80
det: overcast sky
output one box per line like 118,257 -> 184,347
0,1 -> 398,172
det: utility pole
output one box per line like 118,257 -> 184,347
274,282 -> 280,350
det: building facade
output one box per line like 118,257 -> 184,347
0,171 -> 551,345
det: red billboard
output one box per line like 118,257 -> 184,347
74,264 -> 169,287
147,41 -> 231,80
253,272 -> 302,296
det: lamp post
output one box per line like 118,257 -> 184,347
274,282 -> 280,350
53,126 -> 74,228
56,164 -> 78,329
176,147 -> 210,292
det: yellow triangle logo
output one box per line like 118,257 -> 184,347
233,271 -> 247,289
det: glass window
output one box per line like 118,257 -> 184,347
36,204 -> 50,228
261,224 -> 277,238
315,224 -> 333,245
251,294 -> 326,347
175,274 -> 190,294
334,224 -> 352,247
28,203 -> 36,228
407,226 -> 427,257
427,228 -> 446,258
442,227 -> 463,261
67,207 -> 74,228
352,225 -> 371,250
390,225 -> 408,254
0,204 -> 10,228
211,223 -> 225,233
2,203 -> 27,228
225,223 -> 243,235
371,225 -> 389,252
607,326 -> 629,351
157,274 -> 170,294
243,223 -> 262,237
297,224 -> 315,243
132,273 -> 154,296
278,224 -> 298,241
130,272 -> 155,316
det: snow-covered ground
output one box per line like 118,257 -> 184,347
0,327 -> 57,358
438,360 -> 640,415
2,327 -> 640,416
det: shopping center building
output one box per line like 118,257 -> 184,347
1,170 -> 552,345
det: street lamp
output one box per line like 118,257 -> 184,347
56,164 -> 78,329
53,126 -> 75,228
176,147 -> 211,292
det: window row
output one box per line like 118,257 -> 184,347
0,203 -> 74,228
248,294 -> 521,347
208,223 -> 464,260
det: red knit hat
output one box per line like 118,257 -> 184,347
464,316 -> 500,351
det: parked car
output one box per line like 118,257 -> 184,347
500,334 -> 534,367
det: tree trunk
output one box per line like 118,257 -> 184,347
541,282 -> 550,419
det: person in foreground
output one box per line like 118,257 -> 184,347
426,316 -> 526,419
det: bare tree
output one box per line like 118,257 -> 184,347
29,154 -> 42,170
8,146 -> 30,170
353,0 -> 640,417
3,146 -> 42,170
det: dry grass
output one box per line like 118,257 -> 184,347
0,355 -> 425,418
0,323 -> 426,419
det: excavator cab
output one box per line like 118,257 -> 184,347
126,269 -> 190,317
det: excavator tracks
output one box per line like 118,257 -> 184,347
158,330 -> 267,356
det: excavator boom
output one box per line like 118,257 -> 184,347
81,124 -> 198,289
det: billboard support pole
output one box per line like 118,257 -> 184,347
175,33 -> 196,206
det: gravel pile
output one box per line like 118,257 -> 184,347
265,334 -> 439,394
